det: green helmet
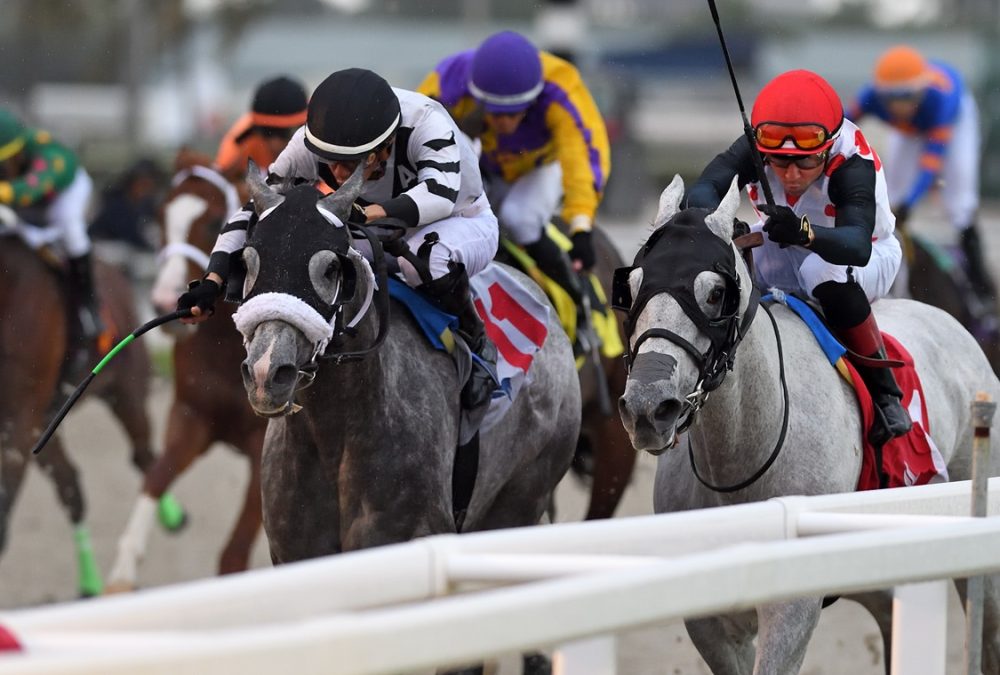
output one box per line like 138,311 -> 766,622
0,109 -> 26,161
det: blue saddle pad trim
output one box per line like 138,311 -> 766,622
762,293 -> 846,366
388,277 -> 458,351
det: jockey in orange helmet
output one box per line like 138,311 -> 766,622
848,45 -> 994,302
688,70 -> 911,447
214,76 -> 309,182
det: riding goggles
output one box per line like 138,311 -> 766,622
766,152 -> 828,170
754,122 -> 830,151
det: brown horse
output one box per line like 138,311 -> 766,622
0,235 -> 159,597
106,155 -> 267,592
896,225 -> 1000,374
499,224 -> 635,520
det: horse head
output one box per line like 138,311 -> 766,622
615,175 -> 757,454
234,164 -> 373,416
150,162 -> 239,329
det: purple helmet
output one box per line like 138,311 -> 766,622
469,31 -> 543,114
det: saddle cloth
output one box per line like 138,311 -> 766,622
767,293 -> 948,490
389,263 -> 550,435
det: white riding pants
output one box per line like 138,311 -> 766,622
751,226 -> 902,302
395,196 -> 500,287
883,92 -> 980,230
21,168 -> 94,258
497,161 -> 563,246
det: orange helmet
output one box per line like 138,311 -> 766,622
750,70 -> 844,156
873,45 -> 930,92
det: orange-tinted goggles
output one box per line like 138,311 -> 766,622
754,122 -> 830,151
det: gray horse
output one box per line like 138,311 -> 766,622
617,175 -> 1000,674
235,166 -> 580,563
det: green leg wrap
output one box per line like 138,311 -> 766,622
157,492 -> 187,532
74,526 -> 103,597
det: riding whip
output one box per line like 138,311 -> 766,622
706,0 -> 775,208
31,308 -> 193,455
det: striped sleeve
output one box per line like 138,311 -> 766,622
399,109 -> 462,225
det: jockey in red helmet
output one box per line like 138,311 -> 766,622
688,69 -> 911,447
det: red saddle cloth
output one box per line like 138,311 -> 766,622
846,334 -> 948,491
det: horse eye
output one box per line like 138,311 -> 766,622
707,287 -> 725,305
325,260 -> 338,280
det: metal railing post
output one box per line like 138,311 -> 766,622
966,392 -> 995,675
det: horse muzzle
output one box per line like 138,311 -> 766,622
618,378 -> 684,455
240,321 -> 313,417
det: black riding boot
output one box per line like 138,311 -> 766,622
834,313 -> 912,447
524,234 -> 591,350
64,252 -> 104,380
418,263 -> 499,412
960,223 -> 996,302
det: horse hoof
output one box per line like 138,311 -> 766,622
103,581 -> 137,595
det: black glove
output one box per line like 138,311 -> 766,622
759,204 -> 811,248
346,202 -> 368,226
892,203 -> 910,229
176,278 -> 221,315
570,230 -> 596,269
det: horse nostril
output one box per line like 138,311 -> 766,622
654,400 -> 680,424
272,364 -> 299,389
240,362 -> 253,386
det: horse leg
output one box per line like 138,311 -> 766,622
0,429 -> 31,555
105,403 -> 211,593
34,434 -> 103,597
101,386 -> 157,474
953,575 -> 1000,674
582,415 -> 635,520
217,431 -> 265,574
846,591 -> 893,675
753,599 -> 822,675
261,415 -> 342,564
685,613 -> 757,675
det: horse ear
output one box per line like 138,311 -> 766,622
319,163 -> 366,223
704,177 -> 740,242
654,175 -> 685,226
245,159 -> 284,214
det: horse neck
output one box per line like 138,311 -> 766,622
688,305 -> 785,473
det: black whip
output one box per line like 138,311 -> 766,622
32,308 -> 193,455
706,0 -> 775,207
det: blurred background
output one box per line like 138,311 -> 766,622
4,0 -> 1000,224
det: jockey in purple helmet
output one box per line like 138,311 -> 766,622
419,31 -> 611,335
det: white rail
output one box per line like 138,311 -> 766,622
1,479 -> 998,674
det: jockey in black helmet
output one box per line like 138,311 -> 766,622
179,68 -> 501,415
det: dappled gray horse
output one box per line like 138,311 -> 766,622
617,176 -> 1000,674
235,167 -> 580,561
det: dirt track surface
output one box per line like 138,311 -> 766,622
0,207 -> 986,673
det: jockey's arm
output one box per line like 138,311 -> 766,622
808,155 -> 876,266
545,92 -> 609,230
686,136 -> 755,209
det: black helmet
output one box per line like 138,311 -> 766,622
251,75 -> 309,129
304,68 -> 401,162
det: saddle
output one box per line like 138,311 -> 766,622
497,228 -> 623,365
767,292 -> 947,490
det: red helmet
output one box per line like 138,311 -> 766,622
750,70 -> 844,156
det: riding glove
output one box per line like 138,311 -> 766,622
759,204 -> 812,248
346,202 -> 368,226
176,278 -> 221,315
570,230 -> 596,269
